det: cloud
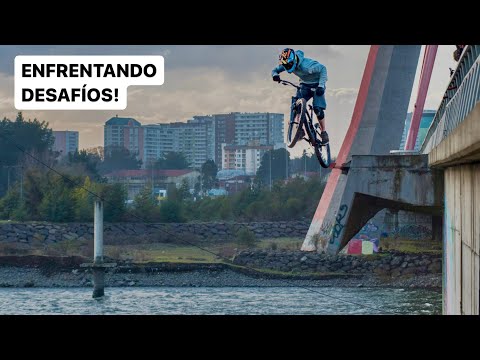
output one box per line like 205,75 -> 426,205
0,45 -> 456,159
0,73 -> 13,110
329,88 -> 358,104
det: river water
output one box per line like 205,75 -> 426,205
0,287 -> 441,315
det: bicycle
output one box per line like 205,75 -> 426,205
278,79 -> 331,168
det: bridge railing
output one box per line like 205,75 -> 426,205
421,45 -> 480,153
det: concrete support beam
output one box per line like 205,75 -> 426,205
302,45 -> 421,252
306,154 -> 443,254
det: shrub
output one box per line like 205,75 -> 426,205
236,227 -> 256,248
159,200 -> 185,223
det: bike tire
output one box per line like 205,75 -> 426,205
286,98 -> 307,148
314,141 -> 331,168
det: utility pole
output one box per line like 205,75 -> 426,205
269,149 -> 272,191
3,165 -> 23,196
285,148 -> 288,181
7,167 -> 11,191
151,166 -> 154,199
20,166 -> 23,203
304,152 -> 307,178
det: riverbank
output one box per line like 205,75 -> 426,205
0,254 -> 442,289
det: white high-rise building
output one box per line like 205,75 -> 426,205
222,141 -> 273,175
140,116 -> 215,169
234,112 -> 284,147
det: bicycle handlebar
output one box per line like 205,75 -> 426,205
278,80 -> 317,93
278,80 -> 300,89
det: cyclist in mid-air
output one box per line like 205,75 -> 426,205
272,48 -> 329,144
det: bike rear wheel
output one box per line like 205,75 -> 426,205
314,141 -> 331,168
286,98 -> 307,148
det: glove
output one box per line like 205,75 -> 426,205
316,87 -> 325,96
273,75 -> 281,82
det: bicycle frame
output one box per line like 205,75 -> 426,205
278,79 -> 331,168
281,80 -> 318,138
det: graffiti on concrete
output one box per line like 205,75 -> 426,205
389,224 -> 432,239
346,216 -> 434,254
320,221 -> 333,236
346,220 -> 381,254
330,204 -> 348,244
361,222 -> 378,233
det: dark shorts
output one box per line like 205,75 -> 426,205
296,83 -> 327,110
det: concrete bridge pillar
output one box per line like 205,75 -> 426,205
429,102 -> 480,315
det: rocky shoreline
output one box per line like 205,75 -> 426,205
0,254 -> 442,290
0,220 -> 310,245
233,249 -> 442,277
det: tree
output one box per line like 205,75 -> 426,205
0,188 -> 20,220
84,146 -> 104,161
193,176 -> 202,198
99,146 -> 142,175
65,150 -> 101,180
159,200 -> 184,223
22,168 -> 47,220
290,150 -> 331,175
100,183 -> 127,222
201,160 -> 218,192
177,178 -> 192,201
38,176 -> 75,222
72,177 -> 95,222
0,112 -> 55,196
255,148 -> 290,188
154,151 -> 189,170
131,185 -> 159,222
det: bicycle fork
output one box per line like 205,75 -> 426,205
289,96 -> 298,124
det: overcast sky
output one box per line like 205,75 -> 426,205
0,45 -> 457,158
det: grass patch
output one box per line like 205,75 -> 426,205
0,236 -> 306,264
257,237 -> 303,250
104,243 -> 221,263
102,237 -> 304,264
380,237 -> 442,254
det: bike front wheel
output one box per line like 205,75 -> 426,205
286,98 -> 307,148
314,141 -> 331,169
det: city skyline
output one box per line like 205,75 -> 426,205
104,112 -> 284,172
0,45 -> 458,158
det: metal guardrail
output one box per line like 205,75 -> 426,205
421,45 -> 480,153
